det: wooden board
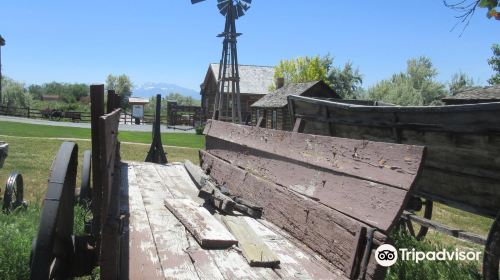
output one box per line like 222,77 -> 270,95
132,163 -> 201,279
164,198 -> 238,248
123,164 -> 164,279
204,120 -> 425,190
222,215 -> 280,267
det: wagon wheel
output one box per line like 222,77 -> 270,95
30,142 -> 78,280
484,213 -> 500,280
78,150 -> 92,206
3,172 -> 25,213
405,197 -> 433,240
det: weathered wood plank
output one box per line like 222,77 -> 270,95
222,216 -> 280,267
204,120 -> 425,190
184,160 -> 210,188
132,164 -> 201,279
164,198 -> 238,248
154,164 -> 204,203
401,211 -> 487,245
244,217 -> 347,280
125,165 -> 164,279
200,150 -> 386,277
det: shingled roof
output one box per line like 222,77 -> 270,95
208,63 -> 275,95
251,80 -> 338,108
443,85 -> 500,102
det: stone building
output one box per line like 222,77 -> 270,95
250,80 -> 340,131
199,63 -> 275,122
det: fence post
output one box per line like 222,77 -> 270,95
27,107 -> 30,118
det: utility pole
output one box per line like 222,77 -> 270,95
0,35 -> 5,106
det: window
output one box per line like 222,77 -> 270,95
272,110 -> 277,129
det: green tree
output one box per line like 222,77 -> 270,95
367,57 -> 447,106
273,55 -> 332,90
327,62 -> 363,99
28,84 -> 44,100
106,74 -> 117,90
273,55 -> 363,98
106,74 -> 133,107
488,43 -> 500,85
1,77 -> 31,108
449,72 -> 475,94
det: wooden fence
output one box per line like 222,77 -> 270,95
0,105 -> 171,125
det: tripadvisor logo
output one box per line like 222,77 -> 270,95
375,244 -> 481,267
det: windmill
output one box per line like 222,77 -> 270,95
191,0 -> 252,124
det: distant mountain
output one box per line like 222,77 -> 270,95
132,82 -> 200,100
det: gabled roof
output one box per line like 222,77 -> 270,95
443,85 -> 500,101
205,63 -> 275,95
251,80 -> 337,108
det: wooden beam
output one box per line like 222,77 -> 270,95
164,199 -> 238,248
401,211 -> 486,245
222,216 -> 280,267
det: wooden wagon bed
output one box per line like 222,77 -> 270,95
119,161 -> 346,280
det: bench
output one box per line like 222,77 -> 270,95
201,120 -> 426,279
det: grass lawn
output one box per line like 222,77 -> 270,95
0,120 -> 494,279
0,120 -> 205,149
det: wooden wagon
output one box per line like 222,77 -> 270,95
28,85 -> 429,279
288,95 -> 500,279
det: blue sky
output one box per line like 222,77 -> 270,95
0,1 -> 498,91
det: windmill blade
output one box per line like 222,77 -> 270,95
217,0 -> 230,16
191,0 -> 206,4
239,0 -> 252,11
235,4 -> 245,19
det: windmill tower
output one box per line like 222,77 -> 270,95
191,0 -> 252,124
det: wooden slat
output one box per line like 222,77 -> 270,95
244,217 -> 347,280
154,164 -> 203,203
401,211 -> 487,245
132,163 -> 201,279
164,198 -> 238,248
200,150 -> 386,277
125,164 -> 164,279
222,215 -> 280,267
99,109 -> 122,279
184,160 -> 210,188
204,120 -> 425,190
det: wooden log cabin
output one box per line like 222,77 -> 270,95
251,80 -> 340,130
199,63 -> 275,122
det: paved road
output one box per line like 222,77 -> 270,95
0,115 -> 196,133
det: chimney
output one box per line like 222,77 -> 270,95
276,77 -> 285,89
